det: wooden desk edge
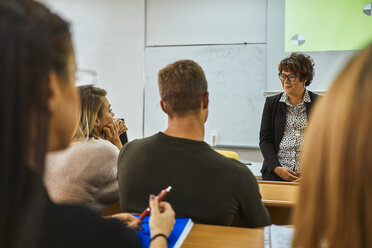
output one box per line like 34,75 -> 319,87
262,199 -> 296,207
182,224 -> 264,248
257,180 -> 299,186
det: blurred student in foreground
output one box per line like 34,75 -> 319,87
0,1 -> 174,248
292,45 -> 372,247
118,59 -> 270,227
45,85 -> 127,211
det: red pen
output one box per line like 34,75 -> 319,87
138,186 -> 172,220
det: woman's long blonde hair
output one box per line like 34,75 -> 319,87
292,45 -> 372,248
74,85 -> 107,140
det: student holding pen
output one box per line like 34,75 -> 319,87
0,1 -> 174,247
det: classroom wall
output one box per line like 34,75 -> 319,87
41,0 -> 145,140
266,0 -> 357,93
40,0 -> 360,164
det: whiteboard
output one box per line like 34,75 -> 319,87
144,44 -> 266,147
146,0 -> 267,45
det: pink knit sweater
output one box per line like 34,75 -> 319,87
44,138 -> 120,212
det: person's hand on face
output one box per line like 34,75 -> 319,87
100,122 -> 118,140
115,119 -> 128,135
99,121 -> 122,150
96,97 -> 123,150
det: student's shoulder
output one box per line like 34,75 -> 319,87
122,133 -> 162,151
219,156 -> 257,182
211,150 -> 251,173
74,138 -> 119,157
212,155 -> 259,192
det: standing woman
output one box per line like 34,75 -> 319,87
259,53 -> 319,181
45,85 -> 127,212
0,1 -> 174,248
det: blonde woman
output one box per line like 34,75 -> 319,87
44,85 -> 127,211
75,85 -> 127,150
292,45 -> 372,247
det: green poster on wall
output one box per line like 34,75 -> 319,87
285,0 -> 372,52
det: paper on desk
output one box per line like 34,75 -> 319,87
264,225 -> 294,248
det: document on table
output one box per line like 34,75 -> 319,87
264,224 -> 294,248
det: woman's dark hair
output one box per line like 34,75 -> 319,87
0,1 -> 72,247
278,53 -> 315,86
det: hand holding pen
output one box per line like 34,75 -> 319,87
139,186 -> 172,220
149,194 -> 175,241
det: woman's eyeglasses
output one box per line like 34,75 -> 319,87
278,73 -> 299,82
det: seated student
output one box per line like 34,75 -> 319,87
118,60 -> 270,227
292,45 -> 372,247
0,1 -> 174,248
44,85 -> 126,211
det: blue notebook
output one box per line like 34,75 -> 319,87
133,215 -> 194,248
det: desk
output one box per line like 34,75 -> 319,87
258,181 -> 299,225
101,201 -> 121,216
182,224 -> 263,248
258,181 -> 299,207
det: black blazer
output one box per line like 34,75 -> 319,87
259,91 -> 319,181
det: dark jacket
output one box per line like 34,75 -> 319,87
259,91 -> 319,181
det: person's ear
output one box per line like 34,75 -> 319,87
160,100 -> 168,114
202,92 -> 209,109
299,77 -> 306,85
48,71 -> 62,113
94,116 -> 100,127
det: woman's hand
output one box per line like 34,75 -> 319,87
149,195 -> 175,239
111,213 -> 141,229
115,119 -> 128,135
100,121 -> 123,150
273,166 -> 298,181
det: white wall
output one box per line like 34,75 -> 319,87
146,0 -> 267,45
42,0 -> 145,139
40,0 -> 359,163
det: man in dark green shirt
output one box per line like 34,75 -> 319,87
117,60 -> 270,227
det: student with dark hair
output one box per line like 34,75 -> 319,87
0,1 -> 174,248
118,60 -> 270,227
259,53 -> 319,181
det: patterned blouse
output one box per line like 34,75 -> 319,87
277,90 -> 311,173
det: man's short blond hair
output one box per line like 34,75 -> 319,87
158,60 -> 208,117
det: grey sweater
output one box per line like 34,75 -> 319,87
44,138 -> 119,211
